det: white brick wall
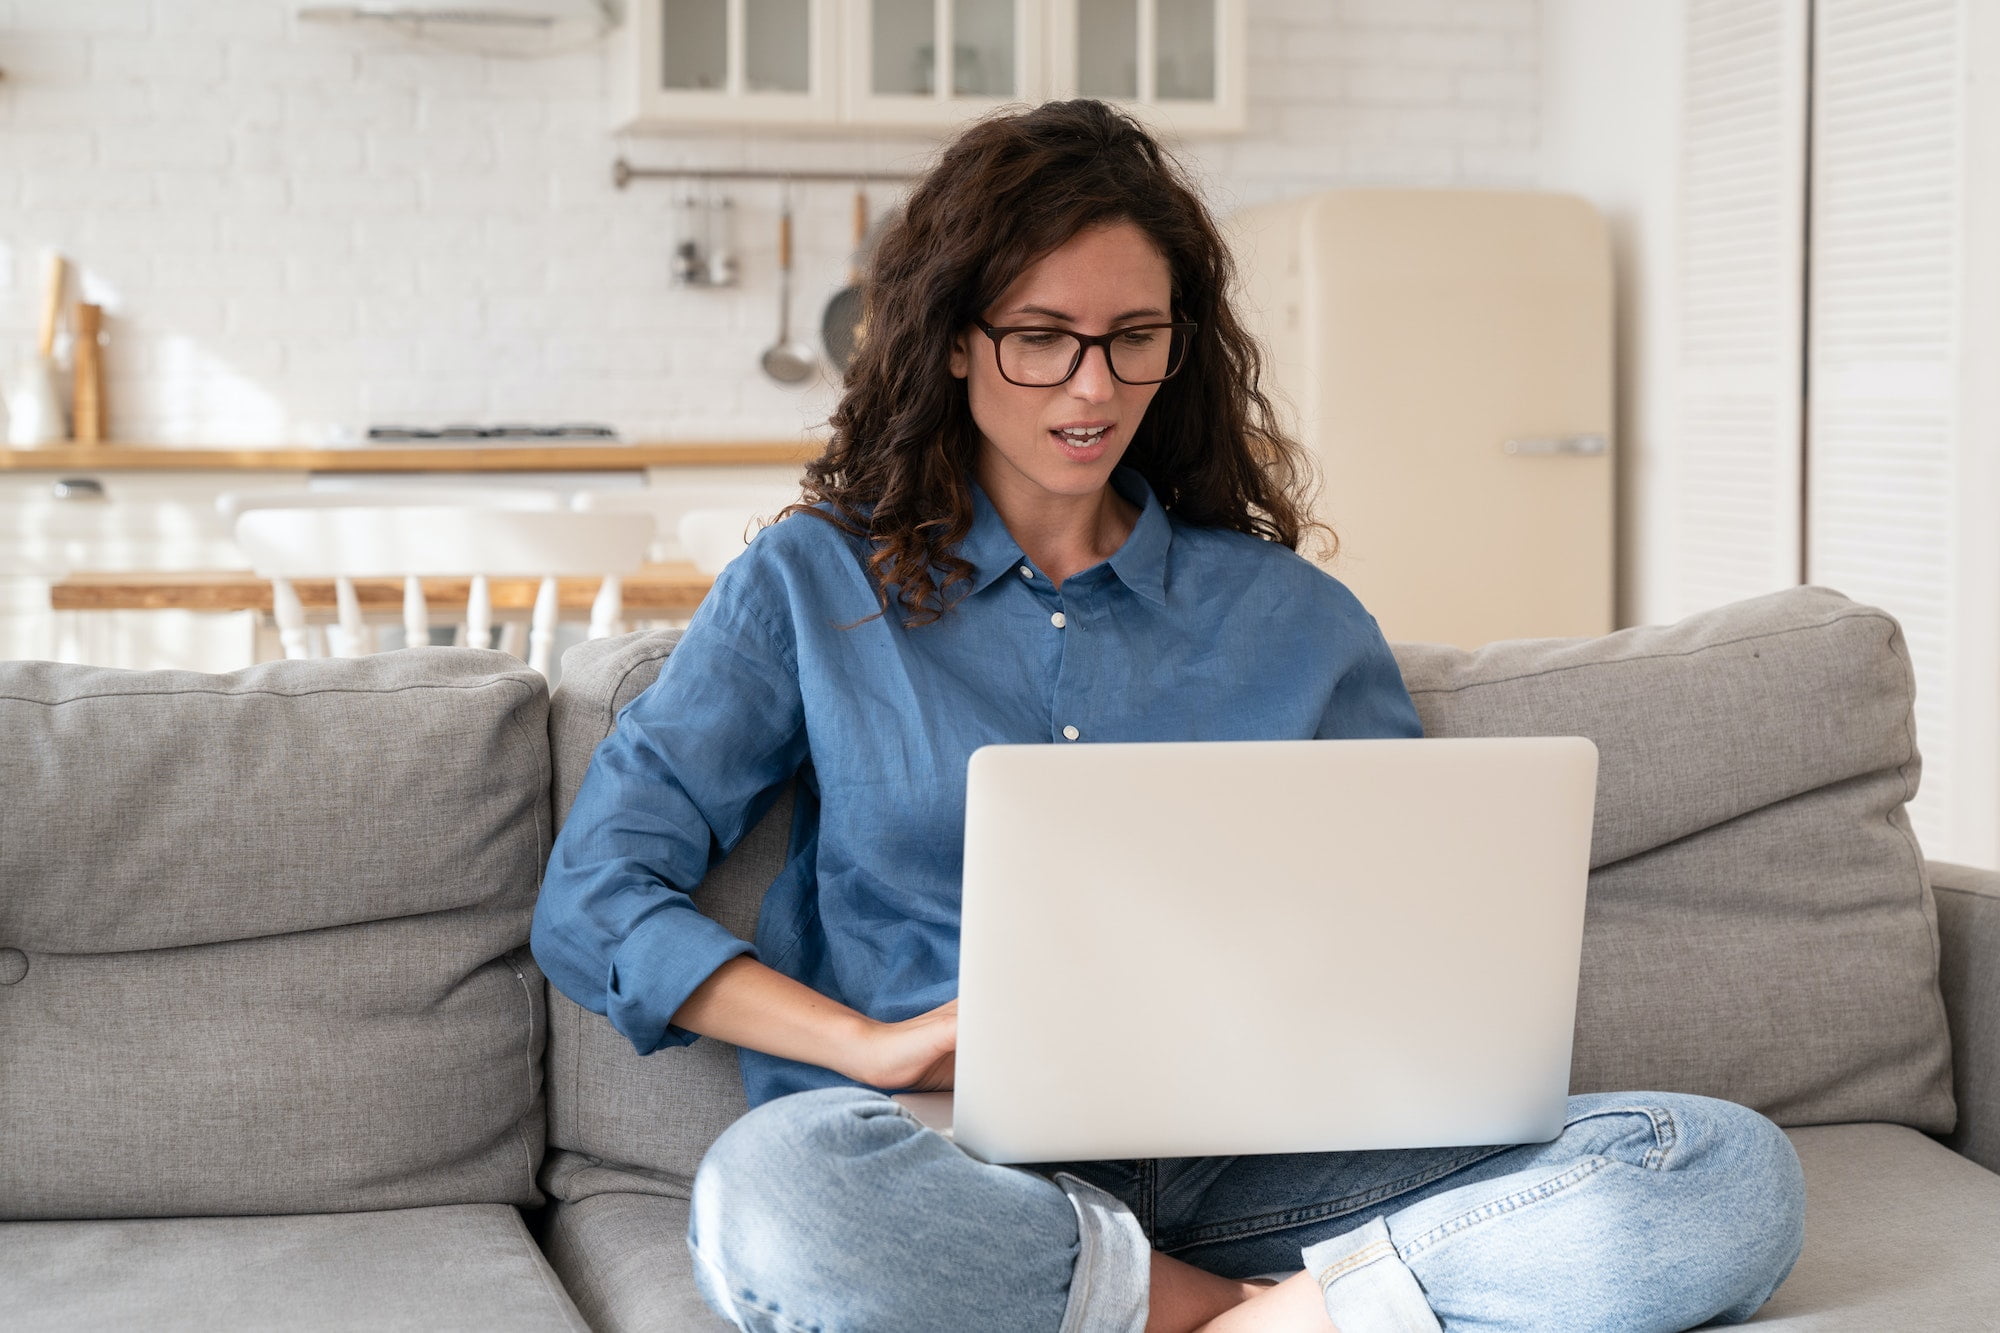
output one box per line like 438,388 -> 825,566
0,0 -> 1539,444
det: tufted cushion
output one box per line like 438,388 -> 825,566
0,651 -> 552,1220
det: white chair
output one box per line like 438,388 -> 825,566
216,487 -> 566,526
675,507 -> 770,575
571,485 -> 799,588
233,506 -> 655,677
572,486 -> 797,555
222,488 -> 577,656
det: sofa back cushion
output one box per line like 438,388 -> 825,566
1393,586 -> 1952,1130
542,586 -> 1954,1203
542,633 -> 757,1202
0,651 -> 552,1220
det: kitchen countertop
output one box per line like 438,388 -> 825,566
0,441 -> 819,472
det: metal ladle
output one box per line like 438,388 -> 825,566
760,184 -> 817,384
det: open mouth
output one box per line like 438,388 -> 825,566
1051,424 -> 1112,455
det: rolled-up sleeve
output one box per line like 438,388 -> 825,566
532,571 -> 807,1055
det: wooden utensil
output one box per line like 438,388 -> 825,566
38,252 -> 66,359
72,302 -> 104,445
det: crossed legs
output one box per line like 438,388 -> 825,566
688,1087 -> 1804,1333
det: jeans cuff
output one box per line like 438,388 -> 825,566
1052,1171 -> 1150,1333
1302,1217 -> 1442,1333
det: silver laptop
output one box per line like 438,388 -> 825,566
894,737 -> 1599,1164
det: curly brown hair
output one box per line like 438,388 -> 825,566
790,98 -> 1325,626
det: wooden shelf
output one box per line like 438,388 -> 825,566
0,441 -> 820,472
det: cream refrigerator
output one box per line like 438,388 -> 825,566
1229,189 -> 1615,648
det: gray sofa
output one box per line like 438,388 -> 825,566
4,584 -> 1997,1330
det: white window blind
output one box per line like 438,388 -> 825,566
1806,0 -> 1965,857
1675,0 -> 1810,615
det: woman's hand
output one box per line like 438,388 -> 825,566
667,957 -> 957,1092
839,998 -> 958,1092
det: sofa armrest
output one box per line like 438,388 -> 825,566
1933,859 -> 2000,1174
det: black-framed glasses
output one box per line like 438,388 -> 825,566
975,319 -> 1198,387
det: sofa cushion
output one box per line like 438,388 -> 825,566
0,1204 -> 589,1331
1932,859 -> 2000,1174
1393,587 -> 1953,1130
1750,1124 -> 2000,1326
0,652 -> 551,1219
541,1193 -> 733,1333
542,632 -> 759,1199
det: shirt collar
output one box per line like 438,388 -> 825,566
959,467 -> 1171,607
1104,467 -> 1171,607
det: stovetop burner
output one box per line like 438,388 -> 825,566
366,423 -> 619,442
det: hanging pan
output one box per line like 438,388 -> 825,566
820,186 -> 873,377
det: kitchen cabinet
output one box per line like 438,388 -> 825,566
617,0 -> 1243,135
841,0 -> 1047,128
617,0 -> 843,128
1047,0 -> 1245,136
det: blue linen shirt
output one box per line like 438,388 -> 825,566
531,467 -> 1423,1108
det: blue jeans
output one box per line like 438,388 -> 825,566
688,1087 -> 1805,1332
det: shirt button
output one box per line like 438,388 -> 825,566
1062,725 -> 1080,741
1050,611 -> 1066,629
1019,565 -> 1034,579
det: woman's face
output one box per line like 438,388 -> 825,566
950,221 -> 1174,507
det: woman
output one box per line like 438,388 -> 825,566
532,100 -> 1804,1333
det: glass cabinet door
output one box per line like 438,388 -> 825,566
951,0 -> 1016,99
1076,0 -> 1137,100
846,0 -> 1042,125
1053,0 -> 1243,135
744,0 -> 813,92
661,0 -> 728,89
630,0 -> 837,127
870,0 -> 936,95
1153,0 -> 1215,101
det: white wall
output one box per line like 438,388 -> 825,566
1538,0 -> 1683,631
0,0 -> 1542,446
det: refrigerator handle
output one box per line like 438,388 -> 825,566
1502,434 -> 1609,456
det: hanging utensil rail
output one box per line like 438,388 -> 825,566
614,159 -> 918,189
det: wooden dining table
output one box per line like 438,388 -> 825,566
47,562 -> 717,619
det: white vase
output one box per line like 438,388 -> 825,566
5,351 -> 67,445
